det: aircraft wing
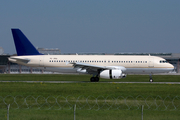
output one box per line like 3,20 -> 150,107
70,62 -> 126,72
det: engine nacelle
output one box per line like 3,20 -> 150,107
77,68 -> 87,73
100,70 -> 122,79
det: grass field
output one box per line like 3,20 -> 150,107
0,74 -> 180,82
0,74 -> 180,120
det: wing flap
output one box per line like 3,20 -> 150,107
72,62 -> 107,70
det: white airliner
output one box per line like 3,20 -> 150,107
8,29 -> 174,82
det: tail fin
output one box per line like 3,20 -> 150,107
11,29 -> 42,56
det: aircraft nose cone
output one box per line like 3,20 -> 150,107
169,64 -> 175,71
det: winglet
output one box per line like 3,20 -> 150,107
11,29 -> 42,56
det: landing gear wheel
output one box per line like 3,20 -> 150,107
90,77 -> 95,82
95,77 -> 99,82
90,77 -> 99,82
149,79 -> 153,82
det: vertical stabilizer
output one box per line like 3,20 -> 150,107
11,29 -> 42,56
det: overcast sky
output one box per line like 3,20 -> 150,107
1,0 -> 180,54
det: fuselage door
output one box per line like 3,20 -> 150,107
39,57 -> 44,67
148,57 -> 154,67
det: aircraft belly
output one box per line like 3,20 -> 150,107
125,68 -> 172,74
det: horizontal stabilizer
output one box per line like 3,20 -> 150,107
8,57 -> 30,64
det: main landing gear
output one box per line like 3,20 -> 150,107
149,74 -> 153,82
90,77 -> 99,82
90,70 -> 101,82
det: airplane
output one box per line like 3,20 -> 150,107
8,29 -> 174,82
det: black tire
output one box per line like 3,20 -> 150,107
95,77 -> 99,82
90,77 -> 95,82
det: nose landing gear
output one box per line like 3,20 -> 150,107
149,74 -> 153,82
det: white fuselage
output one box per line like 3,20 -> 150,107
9,55 -> 174,74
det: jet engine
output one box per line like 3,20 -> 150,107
77,68 -> 87,73
100,70 -> 123,79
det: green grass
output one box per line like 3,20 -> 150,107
0,82 -> 179,97
0,109 -> 180,120
0,74 -> 180,82
0,74 -> 180,120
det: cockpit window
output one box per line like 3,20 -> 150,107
160,60 -> 168,63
